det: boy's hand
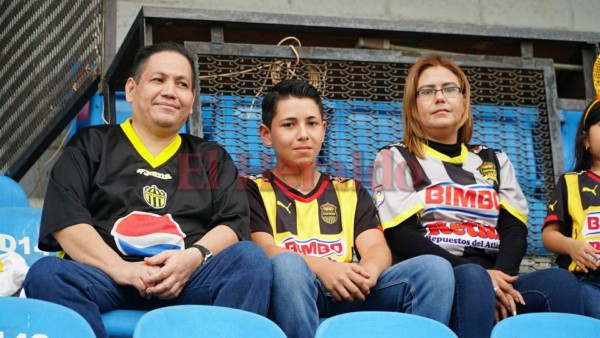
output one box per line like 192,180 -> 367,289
315,260 -> 372,302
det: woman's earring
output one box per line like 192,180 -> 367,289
586,145 -> 591,152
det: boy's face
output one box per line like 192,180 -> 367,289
260,96 -> 326,171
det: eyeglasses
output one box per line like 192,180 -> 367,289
416,87 -> 463,101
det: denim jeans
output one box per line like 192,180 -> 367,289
451,265 -> 585,338
575,273 -> 600,319
23,241 -> 272,338
269,253 -> 454,338
450,264 -> 495,338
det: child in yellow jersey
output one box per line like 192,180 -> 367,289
543,98 -> 600,319
242,79 -> 454,338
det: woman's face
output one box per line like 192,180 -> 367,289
415,65 -> 465,144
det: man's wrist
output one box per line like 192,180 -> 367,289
190,244 -> 213,265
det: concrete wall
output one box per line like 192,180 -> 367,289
116,0 -> 600,47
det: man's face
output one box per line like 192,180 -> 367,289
259,96 -> 326,171
125,51 -> 194,136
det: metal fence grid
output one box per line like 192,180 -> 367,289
196,53 -> 554,271
0,0 -> 103,178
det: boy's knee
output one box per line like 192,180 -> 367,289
420,255 -> 453,274
272,253 -> 307,273
271,253 -> 312,289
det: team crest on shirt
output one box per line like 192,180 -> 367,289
320,202 -> 338,224
143,185 -> 167,209
478,162 -> 498,184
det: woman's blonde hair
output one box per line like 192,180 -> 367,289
402,55 -> 473,158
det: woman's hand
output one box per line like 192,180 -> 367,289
487,269 -> 525,321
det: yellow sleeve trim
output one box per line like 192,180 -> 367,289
120,118 -> 182,168
500,200 -> 528,226
381,203 -> 424,230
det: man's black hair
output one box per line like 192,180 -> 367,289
131,42 -> 197,91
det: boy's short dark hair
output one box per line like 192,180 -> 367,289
131,42 -> 198,91
261,80 -> 324,128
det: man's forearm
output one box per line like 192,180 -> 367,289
194,225 -> 239,255
53,223 -> 126,276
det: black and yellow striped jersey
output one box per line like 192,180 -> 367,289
544,171 -> 600,273
244,170 -> 381,263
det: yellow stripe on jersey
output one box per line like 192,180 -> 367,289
381,203 -> 425,230
333,178 -> 358,261
423,143 -> 469,164
120,118 -> 182,168
499,200 -> 528,226
296,199 -> 321,237
254,178 -> 278,233
565,174 -> 587,272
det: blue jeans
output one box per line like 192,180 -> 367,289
23,241 -> 272,338
575,273 -> 600,319
270,253 -> 454,338
451,265 -> 584,338
451,264 -> 495,338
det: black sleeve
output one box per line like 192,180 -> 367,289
493,208 -> 528,275
204,145 -> 250,241
384,215 -> 473,266
353,181 -> 381,241
543,175 -> 570,234
39,135 -> 97,252
241,177 -> 273,235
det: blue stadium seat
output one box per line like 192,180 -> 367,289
0,297 -> 94,337
315,311 -> 458,338
0,207 -> 51,267
491,313 -> 600,338
0,176 -> 29,207
0,205 -> 142,337
560,109 -> 584,171
133,305 -> 286,338
102,310 -> 147,338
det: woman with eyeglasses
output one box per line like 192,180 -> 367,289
372,55 -> 584,338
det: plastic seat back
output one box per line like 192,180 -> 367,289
0,176 -> 29,207
133,305 -> 286,338
0,297 -> 94,337
0,207 -> 52,266
315,311 -> 458,338
102,309 -> 147,338
491,312 -> 600,338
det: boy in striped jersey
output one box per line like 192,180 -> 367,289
243,79 -> 454,338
